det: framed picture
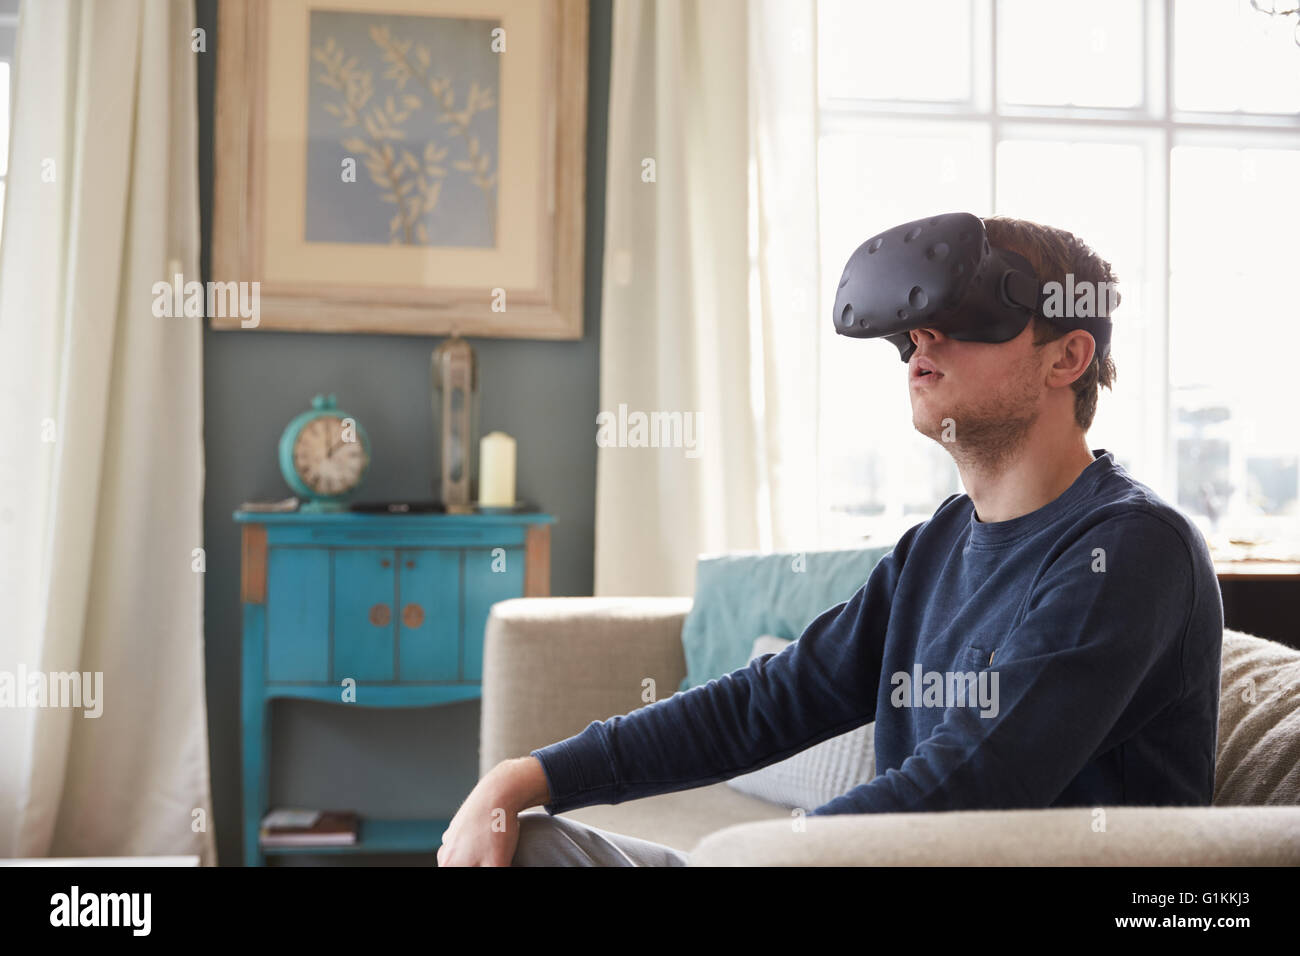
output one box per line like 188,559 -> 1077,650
213,0 -> 587,337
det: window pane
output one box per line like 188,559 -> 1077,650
1175,0 -> 1300,113
819,0 -> 972,102
998,0 -> 1143,108
1171,145 -> 1300,535
817,124 -> 989,545
996,139 -> 1146,273
821,124 -> 993,272
1170,146 -> 1299,277
996,138 -> 1149,477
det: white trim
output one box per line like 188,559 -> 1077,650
988,0 -> 998,211
821,101 -> 1300,134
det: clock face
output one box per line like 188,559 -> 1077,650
292,415 -> 368,497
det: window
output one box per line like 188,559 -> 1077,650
816,0 -> 1300,552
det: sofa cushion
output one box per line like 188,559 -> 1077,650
1215,629 -> 1300,805
679,546 -> 894,691
725,636 -> 876,809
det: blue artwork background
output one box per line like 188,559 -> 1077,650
304,10 -> 501,247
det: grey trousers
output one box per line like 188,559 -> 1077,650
512,809 -> 690,866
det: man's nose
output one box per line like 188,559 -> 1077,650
909,326 -> 947,347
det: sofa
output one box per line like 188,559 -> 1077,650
479,596 -> 1300,865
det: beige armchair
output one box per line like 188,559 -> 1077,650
480,597 -> 1300,865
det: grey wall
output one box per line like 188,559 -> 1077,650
197,0 -> 611,866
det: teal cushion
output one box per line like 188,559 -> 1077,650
679,546 -> 895,691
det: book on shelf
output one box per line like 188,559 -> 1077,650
259,808 -> 359,847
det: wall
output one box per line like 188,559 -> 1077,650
197,0 -> 611,865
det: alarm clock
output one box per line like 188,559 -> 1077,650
278,394 -> 372,512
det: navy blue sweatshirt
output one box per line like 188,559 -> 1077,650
531,449 -> 1223,816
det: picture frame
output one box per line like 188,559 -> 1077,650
212,0 -> 587,338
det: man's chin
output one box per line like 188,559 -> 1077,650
912,412 -> 947,444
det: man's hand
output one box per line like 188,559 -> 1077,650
437,757 -> 551,867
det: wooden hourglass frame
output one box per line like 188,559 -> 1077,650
431,335 -> 479,514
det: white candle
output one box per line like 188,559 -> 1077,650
479,431 -> 516,507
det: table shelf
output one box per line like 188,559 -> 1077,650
261,817 -> 450,856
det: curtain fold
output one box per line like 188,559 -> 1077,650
595,0 -> 821,596
0,0 -> 214,864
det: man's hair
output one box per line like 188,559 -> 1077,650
982,216 -> 1118,432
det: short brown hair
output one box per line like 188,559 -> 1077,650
982,216 -> 1118,431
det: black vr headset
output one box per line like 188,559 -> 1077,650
832,211 -> 1113,366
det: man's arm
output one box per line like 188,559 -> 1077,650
810,511 -> 1206,816
529,525 -> 922,815
494,755 -> 553,809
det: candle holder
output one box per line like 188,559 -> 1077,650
431,334 -> 480,514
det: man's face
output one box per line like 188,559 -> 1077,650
908,322 -> 1048,463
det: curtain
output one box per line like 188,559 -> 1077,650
0,0 -> 214,863
595,0 -> 821,596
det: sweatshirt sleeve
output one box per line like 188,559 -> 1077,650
529,525 -> 921,815
809,511 -> 1199,816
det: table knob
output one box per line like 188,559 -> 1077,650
405,560 -> 415,569
402,603 -> 425,628
369,603 -> 391,627
380,558 -> 391,569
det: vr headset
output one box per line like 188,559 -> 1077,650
832,211 -> 1113,366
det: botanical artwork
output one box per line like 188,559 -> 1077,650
305,11 -> 500,247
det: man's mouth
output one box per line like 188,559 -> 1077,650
911,357 -> 943,381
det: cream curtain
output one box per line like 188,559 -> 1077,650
595,0 -> 821,596
0,0 -> 214,863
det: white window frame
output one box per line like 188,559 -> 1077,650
817,0 -> 1300,528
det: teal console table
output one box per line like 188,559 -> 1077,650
233,509 -> 555,866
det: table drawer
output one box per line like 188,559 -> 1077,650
265,548 -> 330,682
259,536 -> 542,687
397,549 -> 460,681
332,549 -> 396,682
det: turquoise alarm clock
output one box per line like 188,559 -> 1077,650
278,394 -> 372,512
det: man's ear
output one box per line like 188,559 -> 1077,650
1052,329 -> 1095,387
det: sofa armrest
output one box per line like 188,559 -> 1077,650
687,806 -> 1300,866
478,596 -> 694,778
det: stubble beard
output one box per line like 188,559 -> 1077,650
913,360 -> 1043,475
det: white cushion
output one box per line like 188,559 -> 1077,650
725,636 -> 876,810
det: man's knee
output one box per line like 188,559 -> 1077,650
511,810 -> 689,867
512,810 -> 572,866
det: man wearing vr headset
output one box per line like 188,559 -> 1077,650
439,213 -> 1223,867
